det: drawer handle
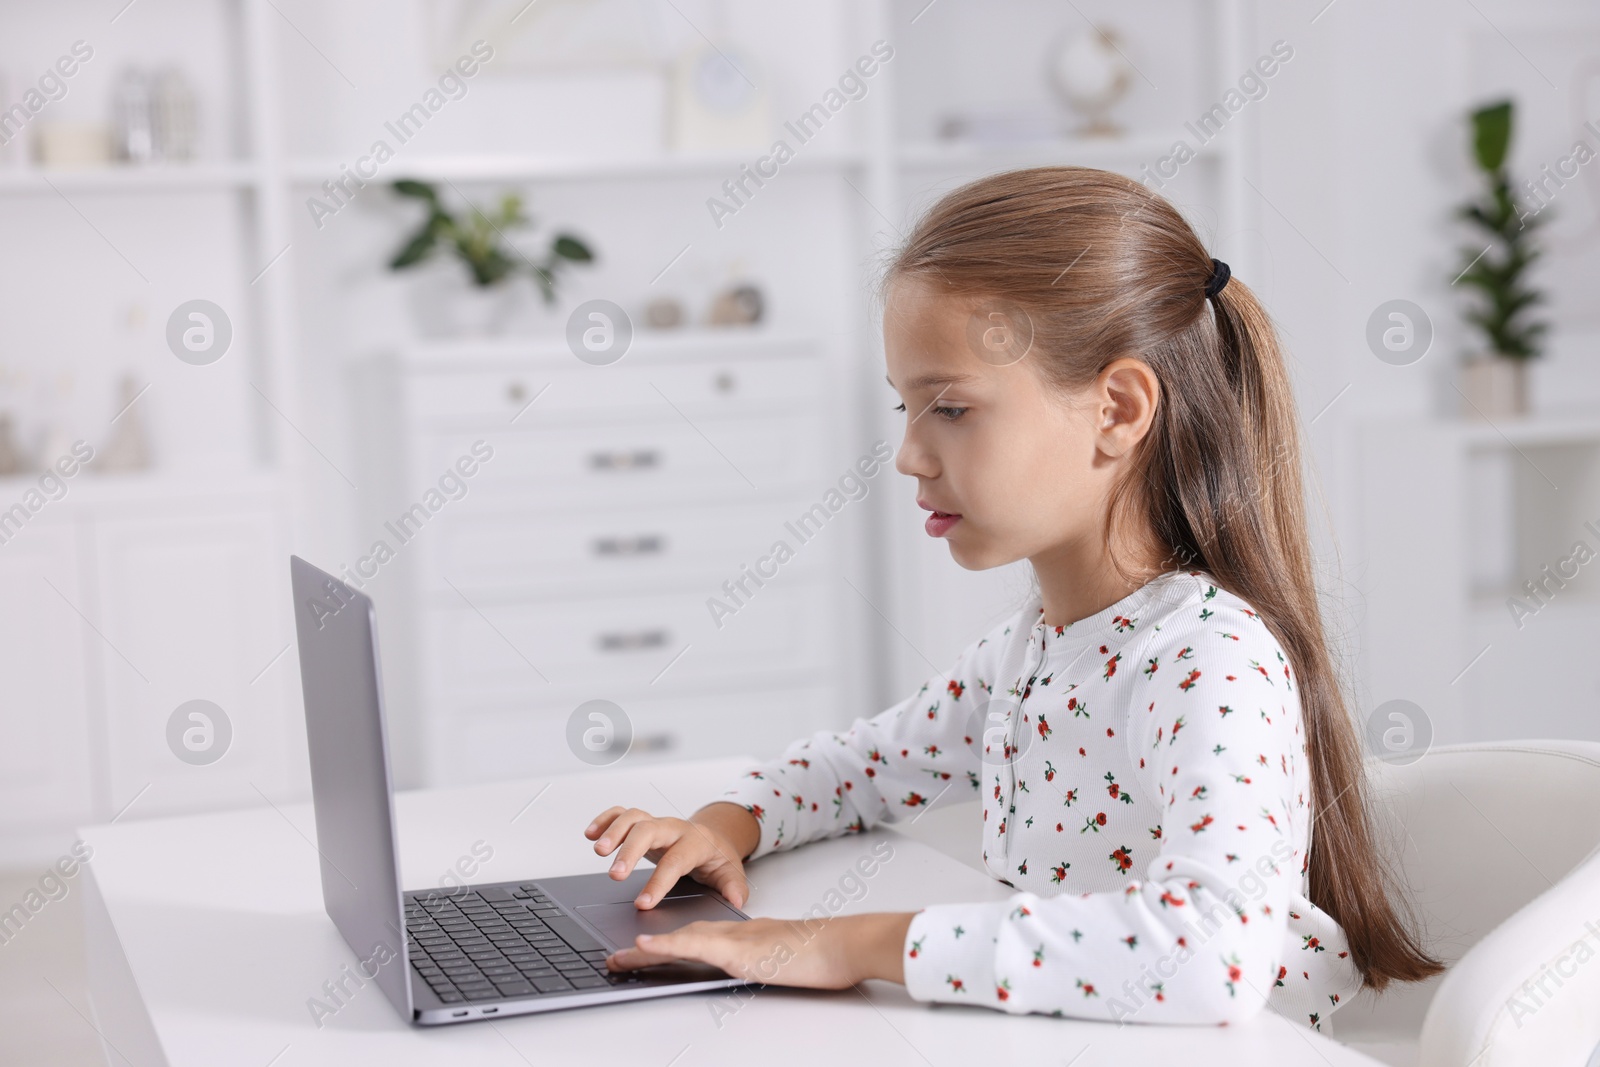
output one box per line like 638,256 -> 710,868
589,449 -> 660,470
593,535 -> 665,557
597,628 -> 669,652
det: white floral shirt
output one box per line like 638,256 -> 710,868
720,569 -> 1363,1029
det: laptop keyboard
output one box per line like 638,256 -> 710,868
405,883 -> 644,1002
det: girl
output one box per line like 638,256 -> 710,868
584,166 -> 1441,1028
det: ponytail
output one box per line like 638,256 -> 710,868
885,166 -> 1443,989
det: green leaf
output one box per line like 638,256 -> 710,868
552,234 -> 594,262
1471,100 -> 1513,172
389,229 -> 437,270
393,179 -> 441,202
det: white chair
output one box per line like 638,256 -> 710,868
1334,741 -> 1600,1067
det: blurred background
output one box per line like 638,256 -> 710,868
0,0 -> 1597,1060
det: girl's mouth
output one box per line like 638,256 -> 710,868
924,511 -> 961,538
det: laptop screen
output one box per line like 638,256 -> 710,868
289,555 -> 413,1020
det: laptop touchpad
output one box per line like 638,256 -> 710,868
575,895 -> 744,951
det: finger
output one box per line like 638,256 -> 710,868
584,806 -> 628,840
609,822 -> 669,880
604,940 -> 688,971
635,844 -> 698,908
591,808 -> 651,856
709,867 -> 750,910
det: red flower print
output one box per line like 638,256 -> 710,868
1044,760 -> 1056,782
1075,979 -> 1098,997
749,804 -> 765,822
902,792 -> 926,808
908,937 -> 924,958
1109,846 -> 1133,873
1158,889 -> 1185,908
1103,652 -> 1121,680
947,679 -> 965,700
1178,669 -> 1201,691
1190,814 -> 1214,833
996,979 -> 1012,1001
1218,705 -> 1234,717
1037,715 -> 1052,740
1050,862 -> 1070,884
946,975 -> 965,993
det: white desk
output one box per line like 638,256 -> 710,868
80,757 -> 1381,1066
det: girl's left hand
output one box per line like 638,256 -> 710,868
605,913 -> 914,990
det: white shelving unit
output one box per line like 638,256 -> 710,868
1356,413 -> 1600,747
0,0 -> 306,860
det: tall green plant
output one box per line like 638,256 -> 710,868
387,180 -> 594,304
1453,100 -> 1547,361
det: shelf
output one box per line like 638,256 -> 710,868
0,162 -> 262,194
0,467 -> 283,508
1453,413 -> 1600,449
393,326 -> 820,367
896,133 -> 1199,171
286,149 -> 867,186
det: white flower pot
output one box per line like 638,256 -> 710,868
1458,356 -> 1529,420
407,267 -> 524,339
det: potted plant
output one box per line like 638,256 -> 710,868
387,180 -> 595,337
1452,99 -> 1548,419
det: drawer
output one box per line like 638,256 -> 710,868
419,499 -> 832,596
420,580 -> 831,693
405,352 -> 821,428
421,415 -> 825,506
428,684 -> 827,784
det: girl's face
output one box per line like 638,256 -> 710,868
883,276 -> 1154,572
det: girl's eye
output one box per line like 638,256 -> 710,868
892,401 -> 967,421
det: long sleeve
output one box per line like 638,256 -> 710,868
718,627 -> 1009,860
901,597 -> 1320,1024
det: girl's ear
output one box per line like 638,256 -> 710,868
1094,357 -> 1160,459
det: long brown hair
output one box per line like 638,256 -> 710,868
882,166 -> 1441,990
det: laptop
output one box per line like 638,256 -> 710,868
288,555 -> 754,1024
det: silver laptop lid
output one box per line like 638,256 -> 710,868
289,555 -> 413,1020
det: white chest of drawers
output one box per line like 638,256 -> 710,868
355,330 -> 856,787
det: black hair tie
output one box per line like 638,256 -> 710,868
1204,258 -> 1231,299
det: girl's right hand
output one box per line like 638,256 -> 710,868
583,802 -> 757,910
